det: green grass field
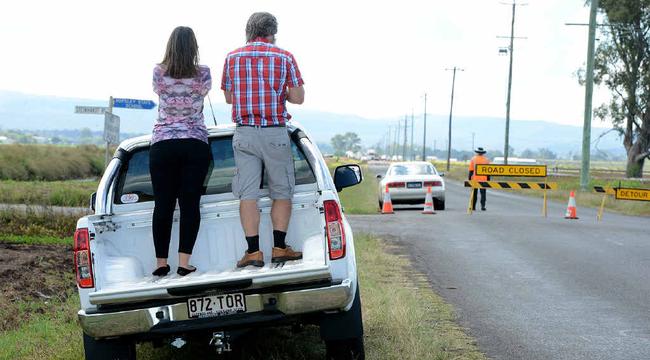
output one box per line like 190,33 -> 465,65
0,234 -> 485,360
328,161 -> 380,215
0,180 -> 98,207
0,144 -> 104,181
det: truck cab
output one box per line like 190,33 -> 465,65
75,123 -> 364,359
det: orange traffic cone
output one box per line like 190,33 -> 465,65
422,186 -> 436,214
564,190 -> 579,219
381,184 -> 394,214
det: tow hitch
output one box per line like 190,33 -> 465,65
209,331 -> 232,354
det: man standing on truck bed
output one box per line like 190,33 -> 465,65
222,12 -> 305,268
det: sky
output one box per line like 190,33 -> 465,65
0,0 -> 606,126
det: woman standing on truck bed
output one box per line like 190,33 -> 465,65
149,26 -> 212,277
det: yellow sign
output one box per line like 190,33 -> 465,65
615,188 -> 650,201
475,164 -> 547,177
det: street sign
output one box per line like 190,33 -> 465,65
615,187 -> 650,201
75,106 -> 108,115
104,112 -> 120,144
475,164 -> 547,177
112,98 -> 156,110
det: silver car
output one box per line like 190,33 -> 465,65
377,161 -> 446,210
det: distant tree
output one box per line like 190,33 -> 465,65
537,148 -> 557,160
80,127 -> 93,144
521,149 -> 536,158
589,0 -> 650,177
330,132 -> 362,156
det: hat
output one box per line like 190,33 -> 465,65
474,147 -> 487,154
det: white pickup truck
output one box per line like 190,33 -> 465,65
74,123 -> 364,359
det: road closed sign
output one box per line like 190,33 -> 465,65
615,188 -> 650,201
475,164 -> 547,177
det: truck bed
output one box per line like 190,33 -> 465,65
87,191 -> 329,305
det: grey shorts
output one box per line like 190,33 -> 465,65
232,126 -> 295,200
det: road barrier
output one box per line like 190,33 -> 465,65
467,164 -> 558,216
593,185 -> 650,221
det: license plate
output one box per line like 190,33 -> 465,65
187,293 -> 246,318
407,182 -> 422,188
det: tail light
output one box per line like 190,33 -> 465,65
424,181 -> 443,187
324,200 -> 346,260
74,228 -> 95,288
387,182 -> 406,188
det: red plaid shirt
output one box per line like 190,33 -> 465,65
221,38 -> 304,126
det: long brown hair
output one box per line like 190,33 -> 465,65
161,26 -> 199,78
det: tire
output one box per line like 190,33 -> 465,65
434,199 -> 445,210
83,334 -> 136,360
321,283 -> 365,360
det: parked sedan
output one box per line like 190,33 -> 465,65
377,161 -> 446,210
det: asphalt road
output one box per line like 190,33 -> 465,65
348,164 -> 650,360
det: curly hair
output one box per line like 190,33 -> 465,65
246,12 -> 278,42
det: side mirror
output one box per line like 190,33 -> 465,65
89,192 -> 97,211
439,172 -> 445,177
334,164 -> 363,192
376,174 -> 383,180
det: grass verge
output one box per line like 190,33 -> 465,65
0,179 -> 98,207
0,234 -> 484,359
327,160 -> 380,215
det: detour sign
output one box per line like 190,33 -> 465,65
475,164 -> 547,177
615,188 -> 650,201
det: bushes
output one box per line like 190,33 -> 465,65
0,144 -> 104,181
0,180 -> 98,207
0,208 -> 81,238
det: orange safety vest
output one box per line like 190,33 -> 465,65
468,155 -> 490,181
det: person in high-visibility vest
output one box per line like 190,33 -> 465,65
468,147 -> 490,211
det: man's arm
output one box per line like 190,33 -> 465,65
287,86 -> 305,104
223,90 -> 233,104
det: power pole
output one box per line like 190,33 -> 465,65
410,109 -> 415,160
500,1 -> 527,165
581,0 -> 599,190
422,93 -> 428,161
445,67 -> 463,171
402,115 -> 409,161
386,125 -> 393,156
396,120 -> 401,160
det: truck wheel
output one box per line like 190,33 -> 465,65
321,282 -> 365,360
325,337 -> 364,360
83,334 -> 135,360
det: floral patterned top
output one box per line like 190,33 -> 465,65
151,64 -> 211,144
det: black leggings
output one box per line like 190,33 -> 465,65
149,139 -> 211,258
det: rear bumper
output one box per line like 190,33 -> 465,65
78,279 -> 354,339
380,188 -> 445,202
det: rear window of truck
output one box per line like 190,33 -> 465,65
113,135 -> 316,204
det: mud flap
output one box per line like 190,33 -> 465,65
319,281 -> 364,341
